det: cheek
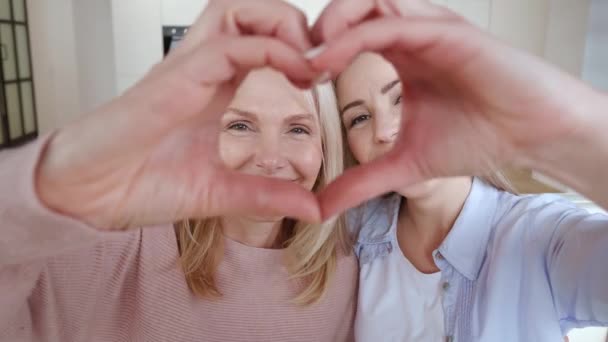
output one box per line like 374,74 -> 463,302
288,141 -> 323,188
347,130 -> 374,164
218,134 -> 252,170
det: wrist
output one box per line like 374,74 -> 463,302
35,132 -> 68,213
528,88 -> 608,203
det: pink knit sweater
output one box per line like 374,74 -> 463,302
0,139 -> 358,342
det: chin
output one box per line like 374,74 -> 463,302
399,179 -> 440,198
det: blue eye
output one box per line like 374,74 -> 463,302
290,126 -> 310,135
228,122 -> 250,131
350,114 -> 371,128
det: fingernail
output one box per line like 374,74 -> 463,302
304,44 -> 327,60
313,71 -> 332,85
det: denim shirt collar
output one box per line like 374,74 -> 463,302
354,177 -> 500,281
437,177 -> 500,280
353,193 -> 401,245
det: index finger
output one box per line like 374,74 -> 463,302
311,0 -> 376,45
311,0 -> 458,45
177,0 -> 313,57
310,18 -> 467,77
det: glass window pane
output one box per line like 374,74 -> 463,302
0,0 -> 10,20
20,81 -> 34,133
0,24 -> 17,81
6,83 -> 22,139
15,25 -> 29,78
13,0 -> 25,22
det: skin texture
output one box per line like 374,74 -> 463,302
35,0 -> 322,229
219,69 -> 323,247
336,52 -> 472,273
34,0 -> 608,233
311,0 -> 608,218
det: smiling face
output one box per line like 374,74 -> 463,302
219,68 -> 324,200
336,53 -> 441,198
337,53 -> 403,165
181,71 -> 348,306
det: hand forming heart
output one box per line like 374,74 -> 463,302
35,0 -> 606,229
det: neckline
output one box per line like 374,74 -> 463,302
222,236 -> 286,266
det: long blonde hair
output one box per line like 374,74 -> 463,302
175,81 -> 350,305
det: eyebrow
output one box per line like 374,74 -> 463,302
226,108 -> 315,122
226,108 -> 257,120
381,79 -> 401,94
340,79 -> 402,114
340,100 -> 364,115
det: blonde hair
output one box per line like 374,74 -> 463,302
483,169 -> 518,194
175,81 -> 351,305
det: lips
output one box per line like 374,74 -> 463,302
253,174 -> 301,183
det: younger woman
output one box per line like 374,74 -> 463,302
335,52 -> 608,342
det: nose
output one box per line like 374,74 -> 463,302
373,109 -> 400,144
254,138 -> 287,175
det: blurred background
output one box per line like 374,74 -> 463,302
0,0 -> 606,340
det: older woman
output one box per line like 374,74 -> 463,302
0,1 -> 356,341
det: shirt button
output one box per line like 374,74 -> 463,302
442,281 -> 450,291
436,252 -> 444,261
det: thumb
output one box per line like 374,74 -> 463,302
209,171 -> 322,223
318,148 -> 421,220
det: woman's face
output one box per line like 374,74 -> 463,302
337,53 -> 403,165
336,53 -> 438,198
219,69 -> 323,196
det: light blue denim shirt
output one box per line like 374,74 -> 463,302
350,178 -> 608,341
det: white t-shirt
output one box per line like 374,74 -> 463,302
355,232 -> 446,342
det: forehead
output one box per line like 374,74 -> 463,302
230,68 -> 315,118
336,53 -> 399,104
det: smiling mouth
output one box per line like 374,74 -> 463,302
258,175 -> 300,183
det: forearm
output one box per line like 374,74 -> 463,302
531,88 -> 608,209
0,137 -> 101,265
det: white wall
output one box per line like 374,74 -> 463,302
544,0 -> 590,76
160,0 -> 329,26
27,0 -> 118,133
582,0 -> 608,91
434,0 -> 491,28
161,0 -> 207,26
490,0 -> 551,56
284,0 -> 328,22
72,0 -> 117,113
111,0 -> 163,94
27,0 -> 81,133
110,0 -> 325,95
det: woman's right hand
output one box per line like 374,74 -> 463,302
36,0 -> 321,230
311,0 -> 608,217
